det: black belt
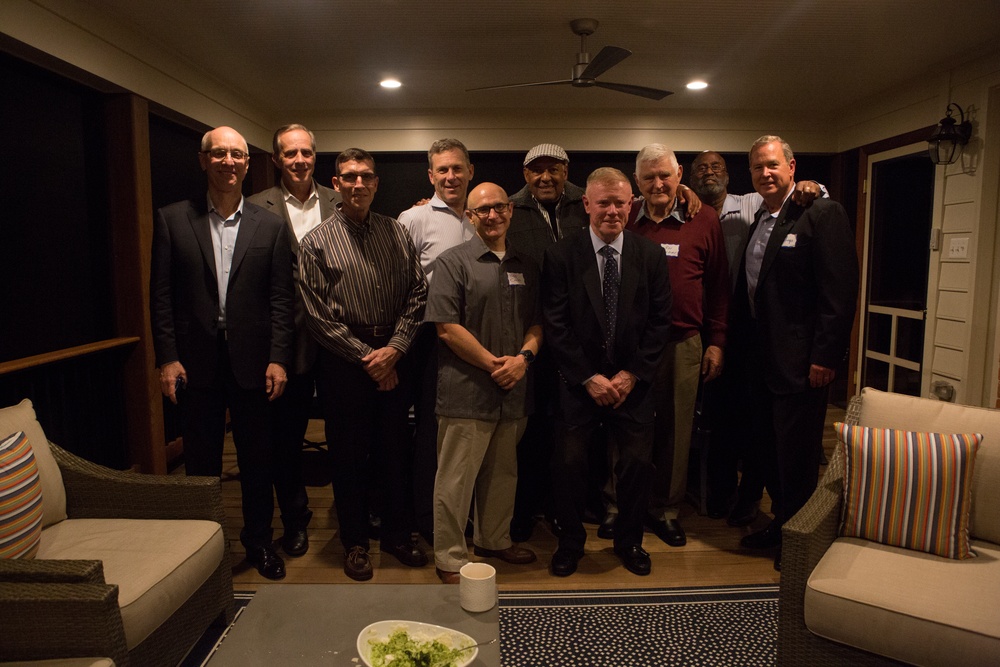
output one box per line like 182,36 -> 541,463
349,324 -> 394,337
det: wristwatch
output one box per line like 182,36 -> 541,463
518,349 -> 535,365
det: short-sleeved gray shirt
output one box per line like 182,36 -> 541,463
424,234 -> 541,420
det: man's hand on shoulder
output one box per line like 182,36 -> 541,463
677,185 -> 702,219
791,181 -> 823,207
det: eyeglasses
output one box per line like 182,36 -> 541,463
338,172 -> 377,184
203,148 -> 248,161
468,202 -> 511,218
693,162 -> 726,175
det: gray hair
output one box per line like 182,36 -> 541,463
750,135 -> 794,164
635,143 -> 679,174
427,138 -> 471,169
273,124 -> 316,155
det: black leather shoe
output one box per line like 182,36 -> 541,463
384,540 -> 428,568
550,548 -> 581,577
597,512 -> 616,540
614,544 -> 651,576
281,529 -> 309,557
245,545 -> 286,580
650,518 -> 687,547
727,501 -> 760,527
740,522 -> 782,549
345,546 -> 373,581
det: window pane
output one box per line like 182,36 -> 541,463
895,316 -> 925,363
866,312 -> 892,355
863,358 -> 889,392
893,366 -> 921,397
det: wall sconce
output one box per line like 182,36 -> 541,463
927,103 -> 972,165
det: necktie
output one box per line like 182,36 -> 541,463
601,245 -> 620,359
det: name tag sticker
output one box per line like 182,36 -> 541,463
662,243 -> 680,257
782,234 -> 797,248
507,272 -> 525,286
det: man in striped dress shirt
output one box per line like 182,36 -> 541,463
298,148 -> 429,581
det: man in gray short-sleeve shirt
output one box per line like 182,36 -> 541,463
424,182 -> 542,582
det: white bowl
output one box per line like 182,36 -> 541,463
356,620 -> 479,667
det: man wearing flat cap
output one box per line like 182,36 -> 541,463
506,144 -> 590,542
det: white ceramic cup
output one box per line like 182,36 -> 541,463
459,562 -> 497,612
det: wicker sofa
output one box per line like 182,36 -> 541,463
0,400 -> 234,667
779,387 -> 1000,666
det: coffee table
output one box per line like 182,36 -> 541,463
208,584 -> 500,666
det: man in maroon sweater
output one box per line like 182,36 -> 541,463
623,143 -> 730,546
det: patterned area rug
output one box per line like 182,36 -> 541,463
184,584 -> 778,666
500,585 -> 778,666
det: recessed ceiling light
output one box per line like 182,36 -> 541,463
686,81 -> 708,90
380,79 -> 402,89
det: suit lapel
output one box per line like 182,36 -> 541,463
757,199 -> 795,288
578,234 -> 605,328
188,203 -> 218,283
230,206 -> 260,283
618,233 -> 639,332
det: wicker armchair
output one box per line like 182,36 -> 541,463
777,396 -> 907,665
0,442 -> 234,667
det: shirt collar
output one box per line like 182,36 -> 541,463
207,193 -> 244,221
757,185 -> 796,220
429,194 -> 466,220
634,196 -> 685,225
280,181 -> 318,205
589,227 -> 624,256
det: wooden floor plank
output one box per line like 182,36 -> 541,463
179,404 -> 845,592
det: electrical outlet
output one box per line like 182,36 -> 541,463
948,237 -> 969,259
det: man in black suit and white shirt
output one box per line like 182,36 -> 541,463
730,135 -> 858,570
151,125 -> 294,580
542,167 -> 672,577
247,124 -> 339,558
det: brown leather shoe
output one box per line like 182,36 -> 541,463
344,546 -> 373,581
436,567 -> 461,584
384,540 -> 429,567
473,545 -> 537,564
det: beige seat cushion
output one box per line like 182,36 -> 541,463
37,518 -> 224,649
858,387 -> 1000,543
805,537 -> 1000,666
0,660 -> 115,667
0,400 -> 66,528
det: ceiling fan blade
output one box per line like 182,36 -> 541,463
580,46 -> 631,79
466,79 -> 572,93
595,81 -> 673,101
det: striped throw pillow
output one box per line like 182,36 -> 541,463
0,431 -> 44,559
836,422 -> 981,560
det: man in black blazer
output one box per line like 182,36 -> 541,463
247,124 -> 339,558
730,135 -> 858,569
151,126 -> 295,580
543,167 -> 672,577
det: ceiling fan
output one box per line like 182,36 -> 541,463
468,18 -> 672,101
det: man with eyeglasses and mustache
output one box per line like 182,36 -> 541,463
150,126 -> 294,580
298,148 -> 429,581
248,124 -> 340,559
424,183 -> 542,583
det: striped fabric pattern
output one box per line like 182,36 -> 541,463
0,431 -> 43,559
836,422 -> 981,560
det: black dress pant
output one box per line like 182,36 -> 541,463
317,344 -> 414,551
551,410 -> 653,553
408,324 -> 439,539
180,339 -> 275,550
271,366 -> 314,532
